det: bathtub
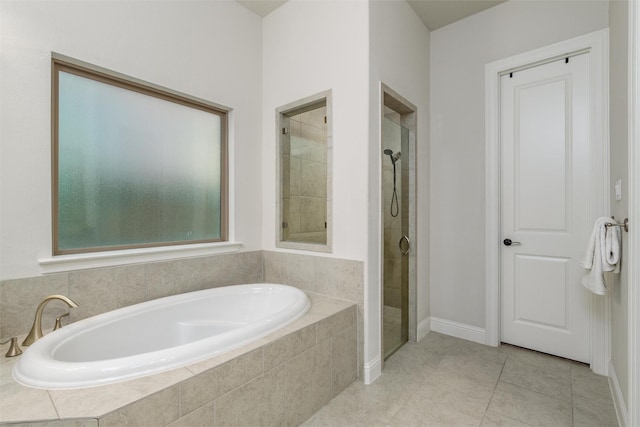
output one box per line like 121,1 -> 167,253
13,283 -> 310,390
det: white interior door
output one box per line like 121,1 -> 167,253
500,53 -> 592,363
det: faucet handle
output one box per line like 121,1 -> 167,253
1,337 -> 23,357
54,312 -> 70,331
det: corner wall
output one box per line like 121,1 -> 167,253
0,1 -> 263,280
429,0 -> 609,332
261,0 -> 370,261
609,0 -> 630,411
261,0 -> 370,374
368,0 -> 430,379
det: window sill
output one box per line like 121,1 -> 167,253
38,242 -> 243,274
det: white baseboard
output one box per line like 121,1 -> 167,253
363,355 -> 381,385
417,318 -> 431,341
430,316 -> 486,345
609,360 -> 629,427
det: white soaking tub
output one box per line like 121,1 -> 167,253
13,284 -> 310,389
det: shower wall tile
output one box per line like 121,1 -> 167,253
0,273 -> 70,338
384,228 -> 403,260
384,258 -> 401,289
288,197 -> 302,234
293,133 -> 326,164
282,154 -> 291,198
300,160 -> 327,198
384,288 -> 401,309
289,157 -> 301,196
297,197 -> 326,233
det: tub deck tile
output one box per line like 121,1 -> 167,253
263,323 -> 317,371
0,293 -> 358,426
98,385 -> 180,427
49,367 -> 192,419
180,348 -> 263,415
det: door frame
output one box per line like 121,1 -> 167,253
484,29 -> 610,375
628,0 -> 639,423
379,83 -> 418,364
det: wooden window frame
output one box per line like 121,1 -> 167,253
52,57 -> 229,255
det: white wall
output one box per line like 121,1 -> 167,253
368,0 -> 430,373
0,1 -> 263,280
261,0 -> 370,262
609,0 -> 629,408
430,1 -> 609,329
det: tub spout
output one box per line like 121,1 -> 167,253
22,295 -> 78,346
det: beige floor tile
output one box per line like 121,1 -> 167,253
301,379 -> 409,426
388,398 -> 481,427
410,369 -> 495,420
383,344 -> 443,380
437,353 -> 504,388
571,364 -> 612,401
573,393 -> 619,427
481,410 -> 533,427
426,333 -> 507,364
301,332 -> 619,427
487,382 -> 572,427
500,344 -> 577,373
499,357 -> 572,402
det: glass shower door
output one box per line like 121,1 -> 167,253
382,117 -> 409,359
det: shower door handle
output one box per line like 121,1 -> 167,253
399,235 -> 410,255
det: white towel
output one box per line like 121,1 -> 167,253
581,217 -> 621,295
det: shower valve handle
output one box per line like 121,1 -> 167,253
399,235 -> 410,255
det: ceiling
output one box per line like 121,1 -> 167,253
407,0 -> 506,30
236,0 -> 506,31
236,1 -> 287,17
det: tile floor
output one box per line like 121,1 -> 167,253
302,332 -> 619,426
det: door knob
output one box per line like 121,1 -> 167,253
503,239 -> 521,246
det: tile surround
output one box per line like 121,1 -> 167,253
0,251 -> 267,338
0,250 -> 362,426
262,251 -> 364,374
0,294 -> 358,426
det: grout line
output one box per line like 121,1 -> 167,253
478,350 -> 507,425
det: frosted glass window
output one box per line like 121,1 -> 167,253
53,60 -> 227,254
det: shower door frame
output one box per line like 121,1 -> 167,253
379,83 -> 417,364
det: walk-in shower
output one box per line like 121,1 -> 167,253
382,115 -> 409,359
